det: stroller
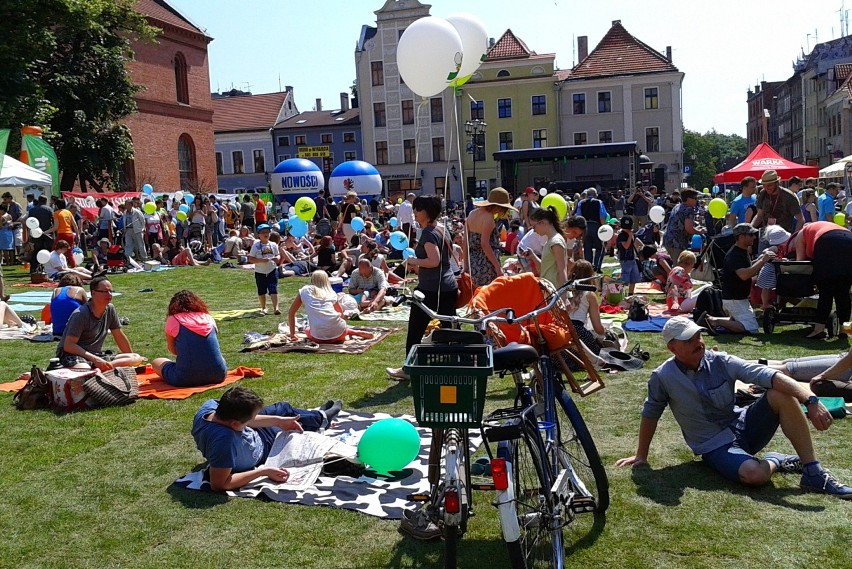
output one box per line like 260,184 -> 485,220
761,260 -> 839,335
692,233 -> 735,286
106,244 -> 128,273
187,222 -> 205,243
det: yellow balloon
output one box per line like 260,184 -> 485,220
176,211 -> 187,221
540,193 -> 568,220
834,212 -> 846,226
708,198 -> 728,219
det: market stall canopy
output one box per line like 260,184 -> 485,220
713,143 -> 818,184
818,155 -> 852,179
0,154 -> 51,187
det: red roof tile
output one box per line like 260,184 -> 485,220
135,0 -> 208,37
486,29 -> 534,61
570,21 -> 677,79
213,92 -> 290,132
835,63 -> 852,82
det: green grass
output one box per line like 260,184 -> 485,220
0,263 -> 850,569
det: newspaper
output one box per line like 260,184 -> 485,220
262,430 -> 359,490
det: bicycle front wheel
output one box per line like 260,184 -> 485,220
555,389 -> 609,513
506,422 -> 564,569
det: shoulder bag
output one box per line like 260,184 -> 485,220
13,365 -> 53,411
83,367 -> 139,407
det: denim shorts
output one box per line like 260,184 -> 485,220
700,394 -> 780,482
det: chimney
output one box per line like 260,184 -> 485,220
340,92 -> 350,111
665,46 -> 672,62
578,36 -> 588,63
285,85 -> 293,94
612,20 -> 621,26
315,98 -> 322,111
489,37 -> 495,48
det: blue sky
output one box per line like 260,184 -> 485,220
169,0 -> 842,136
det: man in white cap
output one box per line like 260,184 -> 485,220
616,316 -> 852,499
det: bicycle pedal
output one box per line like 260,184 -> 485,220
569,496 -> 597,514
406,493 -> 431,502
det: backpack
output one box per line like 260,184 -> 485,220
693,287 -> 725,319
627,297 -> 649,321
316,217 -> 332,237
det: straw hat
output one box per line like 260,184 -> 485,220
760,170 -> 781,185
474,187 -> 517,211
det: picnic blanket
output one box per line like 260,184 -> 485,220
174,410 -> 482,520
0,365 -> 264,399
12,281 -> 57,288
633,281 -> 665,296
241,327 -> 395,355
351,305 -> 411,322
0,324 -> 53,341
7,290 -> 122,313
210,308 -> 268,321
623,315 -> 670,332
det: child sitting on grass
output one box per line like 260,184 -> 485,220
666,251 -> 696,312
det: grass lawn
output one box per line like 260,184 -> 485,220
0,262 -> 850,569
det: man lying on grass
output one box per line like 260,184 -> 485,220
616,316 -> 852,499
192,386 -> 345,492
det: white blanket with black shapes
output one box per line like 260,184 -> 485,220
174,410 -> 483,519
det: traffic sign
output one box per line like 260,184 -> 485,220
683,165 -> 692,175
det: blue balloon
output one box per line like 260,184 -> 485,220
72,247 -> 83,254
184,194 -> 195,204
389,217 -> 399,228
390,231 -> 409,251
351,216 -> 365,232
142,183 -> 153,194
288,217 -> 308,238
691,234 -> 704,250
402,247 -> 416,260
278,220 -> 288,233
179,204 -> 190,214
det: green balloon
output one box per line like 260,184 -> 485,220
357,418 -> 421,475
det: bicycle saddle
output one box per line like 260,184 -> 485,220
493,342 -> 539,372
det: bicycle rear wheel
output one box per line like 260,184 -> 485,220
440,429 -> 468,569
505,422 -> 563,569
555,389 -> 609,513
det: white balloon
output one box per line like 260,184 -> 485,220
446,13 -> 489,80
174,191 -> 184,202
36,249 -> 51,264
597,225 -> 614,243
288,206 -> 296,216
73,252 -> 84,265
538,188 -> 548,196
29,227 -> 42,238
26,217 -> 40,230
649,205 -> 666,224
397,17 -> 463,97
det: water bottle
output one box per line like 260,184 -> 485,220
46,358 -> 62,371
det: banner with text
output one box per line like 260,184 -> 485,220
62,191 -> 140,222
23,134 -> 60,197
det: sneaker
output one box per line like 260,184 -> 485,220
322,455 -> 366,478
698,312 -> 717,336
800,469 -> 852,499
259,308 -> 268,315
764,452 -> 803,474
386,367 -> 410,381
399,508 -> 442,541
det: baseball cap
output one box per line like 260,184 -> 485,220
256,223 -> 271,232
523,187 -> 538,196
732,223 -> 758,237
662,316 -> 706,344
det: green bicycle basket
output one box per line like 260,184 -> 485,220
404,344 -> 493,428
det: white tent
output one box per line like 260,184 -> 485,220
818,155 -> 852,179
0,154 -> 52,187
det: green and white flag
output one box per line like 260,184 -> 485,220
0,129 -> 9,174
22,134 -> 60,197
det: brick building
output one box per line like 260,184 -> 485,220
122,0 -> 216,192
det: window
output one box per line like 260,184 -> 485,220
434,176 -> 446,195
375,141 -> 388,165
374,102 -> 386,127
295,135 -> 306,145
597,91 -> 611,113
277,136 -> 290,147
644,87 -> 658,110
573,132 -> 587,146
343,132 -> 355,143
531,95 -> 546,115
178,134 -> 197,190
573,93 -> 586,115
174,52 -> 189,104
402,99 -> 414,125
319,133 -> 332,144
404,139 -> 416,163
430,98 -> 443,123
277,154 -> 290,163
599,130 -> 613,144
322,155 -> 334,173
533,129 -> 547,149
497,69 -> 511,78
344,151 -> 356,161
253,149 -> 265,173
499,131 -> 513,151
498,98 -> 512,118
231,150 -> 244,174
371,61 -> 384,86
432,137 -> 445,162
470,100 -> 484,120
645,127 -> 660,152
215,152 -> 223,175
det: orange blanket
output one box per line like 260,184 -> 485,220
0,366 -> 263,400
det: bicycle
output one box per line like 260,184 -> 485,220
402,278 -> 609,569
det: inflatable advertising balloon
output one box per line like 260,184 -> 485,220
273,158 -> 325,196
329,161 -> 382,197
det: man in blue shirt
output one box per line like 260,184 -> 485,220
817,183 -> 840,222
617,316 -> 852,499
728,176 -> 757,223
192,386 -> 342,492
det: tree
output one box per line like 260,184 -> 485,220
0,0 -> 157,192
683,129 -> 747,191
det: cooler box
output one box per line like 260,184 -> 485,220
47,367 -> 98,412
329,276 -> 344,293
143,260 -> 161,271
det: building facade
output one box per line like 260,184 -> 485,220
125,0 -> 216,192
559,21 -> 685,192
354,0 -> 462,201
212,88 -> 298,193
746,81 -> 783,150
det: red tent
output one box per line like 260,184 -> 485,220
713,143 -> 818,184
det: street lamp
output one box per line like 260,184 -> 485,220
465,119 -> 487,194
827,142 -> 834,163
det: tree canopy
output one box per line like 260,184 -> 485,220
0,0 -> 157,192
683,129 -> 748,190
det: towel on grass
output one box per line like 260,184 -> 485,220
12,282 -> 57,288
211,308 -> 268,321
351,305 -> 411,322
174,410 -> 482,520
623,315 -> 670,332
242,327 -> 395,355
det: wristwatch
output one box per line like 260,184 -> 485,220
805,395 -> 819,406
